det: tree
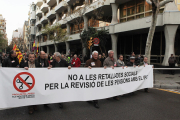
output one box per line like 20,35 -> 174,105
10,35 -> 27,53
63,0 -> 109,62
145,0 -> 173,63
41,23 -> 70,49
0,32 -> 7,52
81,27 -> 110,55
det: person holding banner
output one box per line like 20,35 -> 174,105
22,52 -> 41,114
36,51 -> 49,67
126,56 -> 138,95
2,50 -> 19,68
49,52 -> 71,108
23,53 -> 41,69
117,54 -> 127,68
36,51 -> 49,107
85,51 -> 102,108
126,56 -> 138,67
103,50 -> 119,100
139,57 -> 153,93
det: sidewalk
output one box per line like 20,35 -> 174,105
154,71 -> 180,89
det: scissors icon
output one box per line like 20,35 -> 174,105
16,76 -> 32,89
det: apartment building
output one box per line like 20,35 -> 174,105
23,21 -> 29,52
0,14 -> 8,52
26,2 -> 37,52
34,0 -> 180,66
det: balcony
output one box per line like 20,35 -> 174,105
0,26 -> 4,30
36,9 -> 42,17
0,31 -> 4,34
36,31 -> 42,37
31,26 -> 35,35
47,9 -> 56,19
41,16 -> 48,24
41,3 -> 49,13
57,19 -> 67,26
36,20 -> 42,27
30,11 -> 36,20
47,0 -> 57,7
55,1 -> 67,13
67,0 -> 76,6
35,0 -> 43,7
65,12 -> 81,23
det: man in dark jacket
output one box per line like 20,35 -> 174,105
22,53 -> 41,68
36,51 -> 49,107
85,51 -> 102,108
168,54 -> 176,75
36,51 -> 49,67
22,52 -> 40,114
126,56 -> 138,95
51,52 -> 71,68
126,56 -> 138,67
2,50 -> 19,67
0,52 -> 6,65
50,52 -> 71,108
98,54 -> 104,66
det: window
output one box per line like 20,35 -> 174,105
119,0 -> 165,23
136,0 -> 144,13
145,1 -> 152,11
127,7 -> 135,16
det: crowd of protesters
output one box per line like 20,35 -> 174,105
0,50 -> 175,114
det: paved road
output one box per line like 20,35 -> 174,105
0,89 -> 180,120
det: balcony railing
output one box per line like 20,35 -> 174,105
35,0 -> 43,7
36,21 -> 42,26
47,0 -> 57,7
55,0 -> 68,13
41,3 -> 49,13
0,26 -> 4,29
47,9 -> 56,19
41,16 -> 48,23
36,9 -> 42,17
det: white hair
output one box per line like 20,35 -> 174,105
54,52 -> 61,58
92,51 -> 98,55
108,50 -> 114,54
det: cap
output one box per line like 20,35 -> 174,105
130,56 -> 135,59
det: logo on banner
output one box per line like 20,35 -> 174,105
12,72 -> 35,99
13,72 -> 35,92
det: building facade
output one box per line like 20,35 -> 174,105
32,0 -> 180,66
23,21 -> 29,52
26,2 -> 37,52
0,14 -> 8,52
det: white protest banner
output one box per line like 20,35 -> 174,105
0,66 -> 153,109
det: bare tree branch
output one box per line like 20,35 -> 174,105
146,0 -> 152,5
159,0 -> 174,7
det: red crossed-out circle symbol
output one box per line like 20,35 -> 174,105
13,72 -> 35,92
93,38 -> 100,45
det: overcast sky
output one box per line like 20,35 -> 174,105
0,0 -> 34,44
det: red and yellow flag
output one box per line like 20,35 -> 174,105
12,44 -> 23,63
13,44 -> 17,51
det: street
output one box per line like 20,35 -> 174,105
0,88 -> 180,120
